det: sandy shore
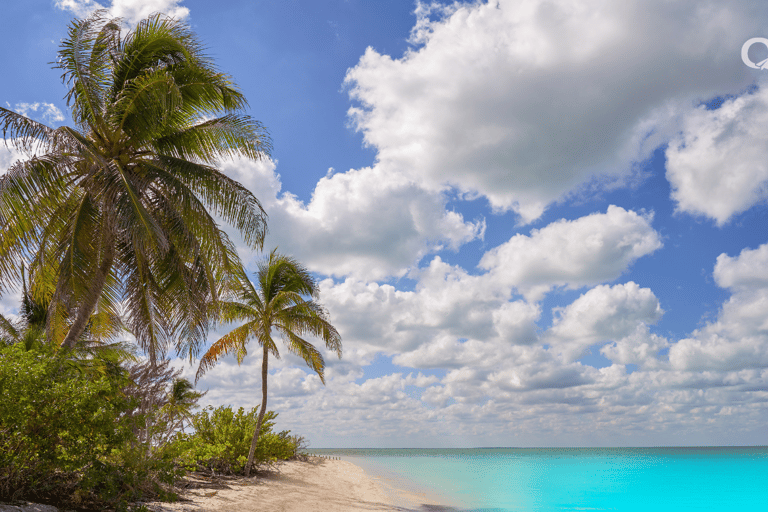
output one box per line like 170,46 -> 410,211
144,457 -> 451,512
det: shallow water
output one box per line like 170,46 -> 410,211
310,447 -> 768,511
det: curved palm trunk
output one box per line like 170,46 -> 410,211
60,240 -> 115,350
245,343 -> 269,477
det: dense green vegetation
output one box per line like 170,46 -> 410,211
177,406 -> 306,475
0,342 -> 306,510
0,9 -> 342,512
0,343 -> 180,509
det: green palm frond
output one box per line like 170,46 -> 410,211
197,250 -> 341,380
195,321 -> 252,382
115,68 -> 183,137
170,64 -> 249,116
281,329 -> 326,383
56,10 -> 114,130
1,10 -> 272,360
112,14 -> 198,95
281,301 -> 342,357
0,107 -> 56,152
0,312 -> 21,344
122,250 -> 166,363
153,114 -> 270,163
0,154 -> 71,212
157,155 -> 267,250
142,168 -> 240,270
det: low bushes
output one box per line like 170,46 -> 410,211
0,343 -> 308,509
0,343 -> 182,510
176,405 -> 303,475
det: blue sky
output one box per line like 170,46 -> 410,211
2,0 -> 768,448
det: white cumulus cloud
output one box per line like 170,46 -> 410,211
713,242 -> 768,290
344,0 -> 762,222
0,144 -> 26,176
218,157 -> 484,280
600,325 -> 669,367
479,206 -> 662,301
669,243 -> 768,371
666,87 -> 768,225
12,102 -> 65,124
547,282 -> 664,362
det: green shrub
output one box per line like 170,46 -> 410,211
176,405 -> 301,475
0,343 -> 182,509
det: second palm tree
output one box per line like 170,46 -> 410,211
196,250 -> 341,476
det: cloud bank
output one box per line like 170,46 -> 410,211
344,0 -> 762,222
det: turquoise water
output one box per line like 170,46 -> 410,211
310,447 -> 768,511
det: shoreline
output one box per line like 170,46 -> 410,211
338,456 -> 458,510
0,458 -> 457,512
144,457 -> 452,512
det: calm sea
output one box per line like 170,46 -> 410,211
310,447 -> 768,511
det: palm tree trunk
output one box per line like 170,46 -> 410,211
60,240 -> 115,350
245,344 -> 269,477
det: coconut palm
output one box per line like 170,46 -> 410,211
195,250 -> 342,476
0,11 -> 270,362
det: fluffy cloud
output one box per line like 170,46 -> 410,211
12,102 -> 64,124
0,144 -> 26,176
600,325 -> 669,367
55,0 -> 189,24
307,207 -> 659,369
0,288 -> 21,319
190,337 -> 768,446
713,242 -> 768,290
393,336 -> 521,370
315,253 -> 545,369
669,243 -> 768,371
547,282 -> 664,362
666,87 -> 768,225
218,157 -> 484,280
344,0 -> 762,222
479,206 -> 662,300
488,361 -> 596,392
55,0 -> 102,18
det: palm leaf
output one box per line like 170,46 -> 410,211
56,10 -> 112,130
196,321 -> 252,382
153,114 -> 270,163
156,155 -> 268,249
2,10 -> 276,359
0,107 -> 55,152
0,312 -> 21,344
280,329 -> 327,383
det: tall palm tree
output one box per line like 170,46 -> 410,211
0,11 -> 270,362
195,250 -> 342,476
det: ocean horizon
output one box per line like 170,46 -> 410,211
310,446 -> 768,511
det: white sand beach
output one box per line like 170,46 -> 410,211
144,457 -> 447,512
0,458 -> 451,512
